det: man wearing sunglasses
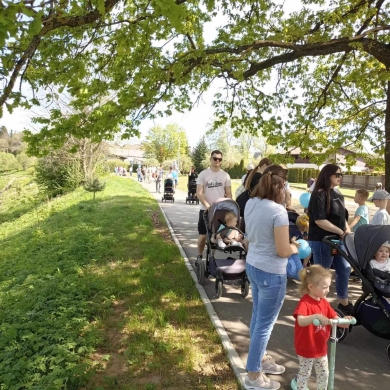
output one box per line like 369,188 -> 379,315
196,150 -> 232,261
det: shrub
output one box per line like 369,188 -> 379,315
83,177 -> 106,199
35,157 -> 83,198
0,151 -> 18,172
104,158 -> 127,174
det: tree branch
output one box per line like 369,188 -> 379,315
0,0 -> 121,108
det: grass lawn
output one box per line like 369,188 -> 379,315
0,173 -> 238,390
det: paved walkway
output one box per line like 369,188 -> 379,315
135,177 -> 389,389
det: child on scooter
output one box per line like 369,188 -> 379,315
292,265 -> 353,390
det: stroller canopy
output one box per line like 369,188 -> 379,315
208,198 -> 240,229
351,225 -> 390,268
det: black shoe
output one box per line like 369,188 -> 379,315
337,302 -> 353,315
196,255 -> 202,261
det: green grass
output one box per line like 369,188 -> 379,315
0,174 -> 238,390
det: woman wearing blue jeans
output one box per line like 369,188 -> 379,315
307,164 -> 352,314
244,165 -> 298,390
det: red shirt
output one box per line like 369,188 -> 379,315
294,294 -> 337,358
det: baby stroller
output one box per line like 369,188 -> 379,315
195,198 -> 249,298
162,178 -> 175,203
186,180 -> 199,204
323,225 -> 390,361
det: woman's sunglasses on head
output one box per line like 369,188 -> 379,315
212,157 -> 222,162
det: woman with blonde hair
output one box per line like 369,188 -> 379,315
244,165 -> 298,390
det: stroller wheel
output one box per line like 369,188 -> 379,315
195,258 -> 205,284
387,344 -> 390,363
333,308 -> 349,342
241,280 -> 250,297
216,280 -> 223,298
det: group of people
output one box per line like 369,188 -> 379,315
134,165 -> 183,192
195,152 -> 374,390
114,166 -> 128,176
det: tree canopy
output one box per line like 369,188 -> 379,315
1,1 -> 390,184
142,123 -> 189,164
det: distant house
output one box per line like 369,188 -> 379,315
106,143 -> 145,164
275,147 -> 369,172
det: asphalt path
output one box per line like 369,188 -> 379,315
135,177 -> 390,389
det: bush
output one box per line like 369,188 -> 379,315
287,168 -> 320,184
83,177 -> 106,199
104,158 -> 127,174
35,157 -> 83,198
226,159 -> 245,179
0,151 -> 18,172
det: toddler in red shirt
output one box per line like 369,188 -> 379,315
292,265 -> 351,390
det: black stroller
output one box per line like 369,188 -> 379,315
323,225 -> 390,361
186,180 -> 199,204
162,178 -> 175,203
195,198 -> 249,298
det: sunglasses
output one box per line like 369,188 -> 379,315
333,173 -> 343,178
212,157 -> 222,162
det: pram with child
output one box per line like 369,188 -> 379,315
194,198 -> 249,298
185,180 -> 199,204
323,224 -> 390,361
161,178 -> 175,203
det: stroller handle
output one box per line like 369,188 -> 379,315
322,234 -> 342,244
313,317 -> 357,326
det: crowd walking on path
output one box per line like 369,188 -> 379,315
131,152 -> 389,390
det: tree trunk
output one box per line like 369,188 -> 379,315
385,81 -> 390,191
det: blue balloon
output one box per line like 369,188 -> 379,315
296,239 -> 311,259
299,192 -> 311,208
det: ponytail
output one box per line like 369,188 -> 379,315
298,265 -> 332,295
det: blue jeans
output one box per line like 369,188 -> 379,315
246,263 -> 287,372
308,240 -> 351,300
287,253 -> 303,280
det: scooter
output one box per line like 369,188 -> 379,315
290,317 -> 356,390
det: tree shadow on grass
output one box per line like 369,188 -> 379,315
0,188 -> 238,390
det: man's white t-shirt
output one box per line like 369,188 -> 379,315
196,168 -> 231,210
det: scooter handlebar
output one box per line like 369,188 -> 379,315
313,317 -> 357,326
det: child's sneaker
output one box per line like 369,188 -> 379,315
290,375 -> 309,390
244,372 -> 280,390
261,355 -> 285,374
217,238 -> 226,248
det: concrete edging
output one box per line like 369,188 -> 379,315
158,202 -> 247,389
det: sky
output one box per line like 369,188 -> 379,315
0,1 -> 302,150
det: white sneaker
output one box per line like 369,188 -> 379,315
244,372 -> 280,390
261,355 -> 285,374
217,239 -> 226,248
